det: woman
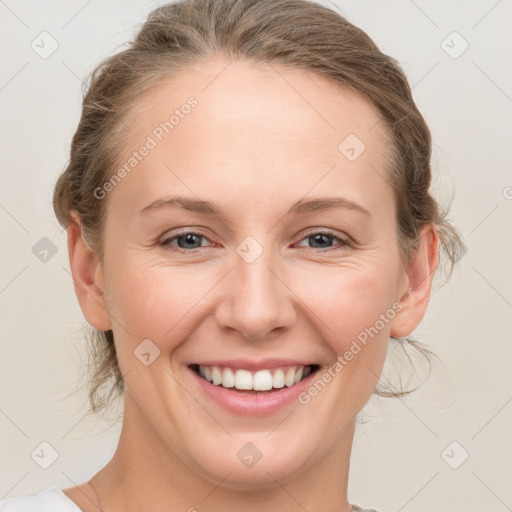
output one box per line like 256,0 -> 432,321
0,0 -> 464,511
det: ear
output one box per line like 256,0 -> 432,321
67,212 -> 112,331
390,224 -> 440,338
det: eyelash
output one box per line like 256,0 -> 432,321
159,228 -> 352,254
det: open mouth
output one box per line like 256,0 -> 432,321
189,363 -> 320,394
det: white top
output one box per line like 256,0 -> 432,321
0,487 -> 82,511
0,486 -> 379,511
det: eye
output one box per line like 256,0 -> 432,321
294,230 -> 351,252
160,230 -> 213,252
159,228 -> 351,254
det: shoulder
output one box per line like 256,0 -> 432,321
0,486 -> 82,512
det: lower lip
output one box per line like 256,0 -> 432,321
188,366 -> 317,416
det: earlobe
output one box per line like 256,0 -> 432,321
390,225 -> 440,338
67,213 -> 112,331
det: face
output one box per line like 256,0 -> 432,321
73,56 -> 433,489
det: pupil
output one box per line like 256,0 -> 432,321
311,234 -> 331,248
178,233 -> 201,249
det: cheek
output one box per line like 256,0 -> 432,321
105,247 -> 400,365
291,259 -> 398,344
289,258 -> 399,410
106,257 -> 218,346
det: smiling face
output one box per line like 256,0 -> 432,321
69,56 -> 435,491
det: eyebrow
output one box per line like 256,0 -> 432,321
139,195 -> 371,218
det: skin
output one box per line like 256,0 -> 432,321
62,56 -> 439,512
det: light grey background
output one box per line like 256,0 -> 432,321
1,1 -> 511,511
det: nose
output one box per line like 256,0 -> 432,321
214,248 -> 297,342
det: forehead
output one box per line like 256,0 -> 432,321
109,57 -> 394,219
129,57 -> 385,148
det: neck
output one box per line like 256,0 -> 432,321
90,392 -> 355,512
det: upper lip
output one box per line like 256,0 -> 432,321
189,358 -> 318,371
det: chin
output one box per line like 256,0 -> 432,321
187,435 -> 316,490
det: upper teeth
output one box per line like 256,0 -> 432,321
197,365 -> 311,391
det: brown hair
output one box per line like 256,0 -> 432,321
53,0 -> 465,417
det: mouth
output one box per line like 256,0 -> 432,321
188,363 -> 321,395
